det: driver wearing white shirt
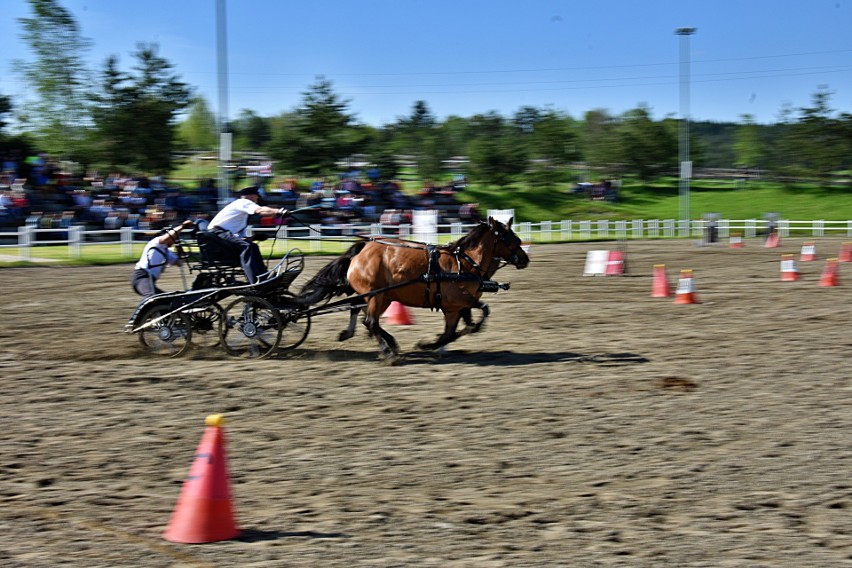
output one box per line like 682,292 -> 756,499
206,186 -> 288,283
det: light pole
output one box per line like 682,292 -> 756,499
675,27 -> 696,232
216,0 -> 231,207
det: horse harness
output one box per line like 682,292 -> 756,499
369,227 -> 515,311
421,244 -> 482,311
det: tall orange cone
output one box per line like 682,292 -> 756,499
837,242 -> 851,263
651,264 -> 671,297
819,258 -> 840,287
799,241 -> 817,261
164,415 -> 239,544
383,301 -> 414,325
673,269 -> 699,304
729,233 -> 744,249
764,231 -> 780,248
780,254 -> 800,282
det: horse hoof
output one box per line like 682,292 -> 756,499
416,340 -> 434,351
382,354 -> 401,366
338,331 -> 353,341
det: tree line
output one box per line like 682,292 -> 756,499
2,0 -> 851,187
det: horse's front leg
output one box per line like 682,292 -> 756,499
417,310 -> 463,351
338,304 -> 362,341
362,298 -> 401,364
457,301 -> 490,336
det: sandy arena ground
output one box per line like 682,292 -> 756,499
0,237 -> 850,567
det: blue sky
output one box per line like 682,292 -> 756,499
2,0 -> 851,126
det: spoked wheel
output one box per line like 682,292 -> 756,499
220,295 -> 282,359
277,305 -> 311,351
137,305 -> 192,357
184,302 -> 224,349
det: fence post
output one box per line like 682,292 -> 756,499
541,221 -> 552,242
17,225 -> 31,261
309,225 -> 321,252
579,220 -> 591,240
648,219 -> 658,238
120,226 -> 133,257
779,219 -> 790,238
451,222 -> 463,240
519,222 -> 532,243
596,220 -> 609,239
615,220 -> 627,240
632,219 -> 643,239
560,220 -> 571,241
69,226 -> 83,258
745,219 -> 756,238
814,220 -> 824,237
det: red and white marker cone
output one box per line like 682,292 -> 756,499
799,241 -> 817,262
780,254 -> 800,282
673,269 -> 700,304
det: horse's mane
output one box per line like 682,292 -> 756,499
447,221 -> 489,253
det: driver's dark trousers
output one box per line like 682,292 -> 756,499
208,228 -> 266,284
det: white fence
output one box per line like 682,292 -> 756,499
1,219 -> 852,261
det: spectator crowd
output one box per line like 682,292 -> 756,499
1,152 -> 480,241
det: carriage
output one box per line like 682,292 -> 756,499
125,216 -> 529,362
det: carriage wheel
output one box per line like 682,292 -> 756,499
137,305 -> 192,358
184,302 -> 224,349
276,306 -> 311,351
220,296 -> 282,359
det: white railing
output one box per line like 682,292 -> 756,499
1,219 -> 851,261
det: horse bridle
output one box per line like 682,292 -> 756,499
489,222 -> 525,268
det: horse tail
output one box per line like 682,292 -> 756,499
296,240 -> 368,305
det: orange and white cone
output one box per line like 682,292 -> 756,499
837,242 -> 851,263
164,415 -> 240,544
764,232 -> 780,248
799,241 -> 817,262
383,301 -> 414,325
819,258 -> 840,287
651,264 -> 671,297
673,269 -> 699,304
780,254 -> 800,282
729,233 -> 744,249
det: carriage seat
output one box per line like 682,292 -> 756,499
196,230 -> 242,268
187,231 -> 247,289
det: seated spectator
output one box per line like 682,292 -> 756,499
459,203 -> 482,224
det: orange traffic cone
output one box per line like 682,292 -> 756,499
764,232 -> 780,248
729,233 -> 744,248
837,242 -> 851,263
780,254 -> 800,282
819,258 -> 840,287
673,269 -> 699,304
383,301 -> 414,325
164,415 -> 239,544
799,241 -> 817,261
651,264 -> 671,297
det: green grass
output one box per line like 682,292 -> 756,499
457,177 -> 852,223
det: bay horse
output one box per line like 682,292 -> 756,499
297,217 -> 530,363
